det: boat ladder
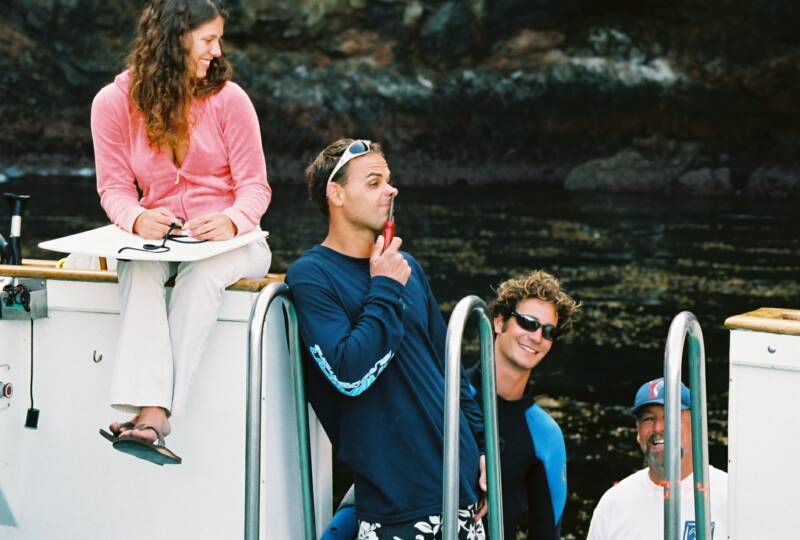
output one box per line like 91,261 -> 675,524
443,295 -> 504,539
245,283 -> 316,540
663,311 -> 712,540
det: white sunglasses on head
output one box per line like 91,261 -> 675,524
326,139 -> 372,188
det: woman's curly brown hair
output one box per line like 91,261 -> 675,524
127,0 -> 232,148
490,270 -> 581,338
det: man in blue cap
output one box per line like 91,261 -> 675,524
587,377 -> 728,539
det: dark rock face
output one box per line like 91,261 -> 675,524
677,167 -> 732,197
420,2 -> 474,56
565,136 -> 740,195
746,166 -> 800,197
3,0 -> 800,194
565,137 -> 699,193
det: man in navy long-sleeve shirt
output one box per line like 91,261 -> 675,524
286,139 -> 486,539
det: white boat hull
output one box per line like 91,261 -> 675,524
0,278 -> 332,539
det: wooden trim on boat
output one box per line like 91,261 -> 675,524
1,260 -> 285,292
724,307 -> 800,336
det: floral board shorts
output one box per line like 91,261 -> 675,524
357,503 -> 485,540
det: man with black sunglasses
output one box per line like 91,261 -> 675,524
287,138 -> 487,539
470,270 -> 580,539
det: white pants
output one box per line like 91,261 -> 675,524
109,239 -> 271,416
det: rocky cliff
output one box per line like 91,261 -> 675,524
3,0 -> 799,195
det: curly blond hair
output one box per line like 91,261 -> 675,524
490,270 -> 581,338
127,0 -> 232,148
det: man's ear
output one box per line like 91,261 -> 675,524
493,314 -> 504,334
327,183 -> 345,208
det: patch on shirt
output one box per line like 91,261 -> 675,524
683,520 -> 716,540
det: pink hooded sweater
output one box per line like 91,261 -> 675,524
91,70 -> 271,235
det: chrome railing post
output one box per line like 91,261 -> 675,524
443,295 -> 504,540
663,311 -> 711,540
245,282 -> 316,540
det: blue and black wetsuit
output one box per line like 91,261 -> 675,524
287,245 -> 484,525
471,369 -> 566,540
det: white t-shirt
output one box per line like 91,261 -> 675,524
587,466 -> 728,540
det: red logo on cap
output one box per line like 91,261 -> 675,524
648,380 -> 664,399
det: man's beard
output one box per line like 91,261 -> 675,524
643,437 -> 684,476
643,447 -> 665,477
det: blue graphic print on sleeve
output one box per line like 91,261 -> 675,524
308,344 -> 394,397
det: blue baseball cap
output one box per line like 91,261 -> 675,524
631,377 -> 691,417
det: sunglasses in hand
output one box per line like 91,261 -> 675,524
118,222 -> 208,255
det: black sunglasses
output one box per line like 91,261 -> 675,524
117,222 -> 207,255
511,311 -> 559,341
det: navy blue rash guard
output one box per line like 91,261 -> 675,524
286,245 -> 484,524
471,369 -> 566,540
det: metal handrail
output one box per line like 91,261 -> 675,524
443,295 -> 504,540
663,311 -> 711,540
245,282 -> 316,540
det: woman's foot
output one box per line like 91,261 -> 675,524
108,420 -> 135,436
109,406 -> 171,443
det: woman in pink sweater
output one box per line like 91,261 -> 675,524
92,0 -> 271,465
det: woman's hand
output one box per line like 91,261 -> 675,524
185,212 -> 237,241
132,208 -> 180,239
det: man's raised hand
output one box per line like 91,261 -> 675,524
370,235 -> 411,286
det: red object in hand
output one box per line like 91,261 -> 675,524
381,196 -> 395,253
